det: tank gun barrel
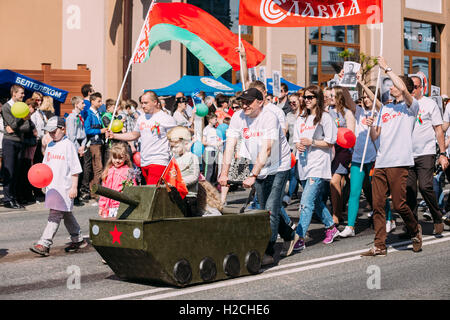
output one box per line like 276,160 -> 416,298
91,184 -> 139,207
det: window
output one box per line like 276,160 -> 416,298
186,0 -> 252,84
404,19 -> 441,93
308,26 -> 360,87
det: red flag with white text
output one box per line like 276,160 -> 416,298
239,0 -> 383,27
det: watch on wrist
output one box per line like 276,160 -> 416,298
439,152 -> 447,157
384,67 -> 392,73
249,172 -> 258,178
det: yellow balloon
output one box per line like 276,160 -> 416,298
111,119 -> 124,133
11,102 -> 29,118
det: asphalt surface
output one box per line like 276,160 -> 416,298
0,187 -> 449,301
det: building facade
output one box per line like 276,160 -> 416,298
1,0 -> 448,107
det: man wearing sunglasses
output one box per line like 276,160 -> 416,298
218,87 -> 294,266
405,75 -> 447,235
277,83 -> 292,115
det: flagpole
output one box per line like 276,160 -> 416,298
156,154 -> 175,187
107,0 -> 156,140
360,22 -> 384,172
238,24 -> 246,91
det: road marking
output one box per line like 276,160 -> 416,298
98,287 -> 170,300
142,235 -> 450,300
100,232 -> 449,300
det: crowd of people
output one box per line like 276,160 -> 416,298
1,56 -> 450,264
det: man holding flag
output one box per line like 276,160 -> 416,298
363,57 -> 422,256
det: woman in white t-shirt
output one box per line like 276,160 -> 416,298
173,96 -> 194,134
285,85 -> 339,257
328,86 -> 356,226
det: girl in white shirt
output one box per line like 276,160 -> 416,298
285,85 -> 339,257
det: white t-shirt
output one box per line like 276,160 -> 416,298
227,108 -> 291,178
203,125 -> 220,151
173,110 -> 192,128
43,137 -> 82,212
352,106 -> 379,164
133,111 -> 177,167
265,103 -> 287,131
374,99 -> 420,168
412,96 -> 442,157
293,112 -> 337,180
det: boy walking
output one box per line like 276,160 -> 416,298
30,117 -> 86,256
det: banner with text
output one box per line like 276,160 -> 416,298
239,0 -> 383,27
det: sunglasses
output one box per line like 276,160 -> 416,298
304,95 -> 316,101
289,101 -> 298,105
414,85 -> 421,89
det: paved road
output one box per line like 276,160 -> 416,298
1,188 -> 449,301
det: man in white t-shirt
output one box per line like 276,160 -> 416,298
363,57 -> 423,256
218,88 -> 293,266
406,75 -> 447,235
107,91 -> 177,185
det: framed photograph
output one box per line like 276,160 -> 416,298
430,95 -> 443,116
272,70 -> 281,98
339,61 -> 361,88
259,66 -> 267,89
380,76 -> 394,104
249,67 -> 258,82
327,74 -> 340,88
431,85 -> 440,97
349,90 -> 359,102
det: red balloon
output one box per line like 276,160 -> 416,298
337,128 -> 356,149
133,152 -> 141,167
28,163 -> 53,188
290,152 -> 296,168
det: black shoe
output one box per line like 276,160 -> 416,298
13,200 -> 25,208
74,198 -> 84,206
3,201 -> 21,209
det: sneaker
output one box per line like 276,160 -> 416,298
443,212 -> 450,227
423,210 -> 432,221
418,200 -> 427,208
30,244 -> 50,257
434,222 -> 444,235
339,226 -> 355,238
411,224 -> 423,253
386,220 -> 396,233
293,238 -> 306,252
282,233 -> 300,257
282,195 -> 291,207
65,239 -> 88,253
323,226 -> 340,244
261,254 -> 274,266
360,246 -> 387,257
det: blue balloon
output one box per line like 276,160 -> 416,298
191,141 -> 205,157
216,124 -> 229,141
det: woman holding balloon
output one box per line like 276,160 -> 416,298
327,86 -> 356,226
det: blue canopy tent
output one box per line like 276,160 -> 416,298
0,69 -> 69,115
145,75 -> 238,97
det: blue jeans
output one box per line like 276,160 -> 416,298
296,178 -> 334,238
433,171 -> 445,209
254,169 -> 292,256
287,165 -> 298,198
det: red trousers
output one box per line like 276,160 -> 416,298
141,164 -> 166,185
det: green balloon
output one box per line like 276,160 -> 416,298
11,102 -> 29,118
195,103 -> 209,117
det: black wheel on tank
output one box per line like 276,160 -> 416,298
245,250 -> 261,274
223,253 -> 240,277
199,257 -> 217,282
173,259 -> 192,286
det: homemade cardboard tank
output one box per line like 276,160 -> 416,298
89,184 -> 271,287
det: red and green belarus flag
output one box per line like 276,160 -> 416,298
133,3 -> 265,78
239,0 -> 383,27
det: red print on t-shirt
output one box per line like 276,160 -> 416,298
243,128 -> 263,140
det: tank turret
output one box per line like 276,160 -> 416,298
89,184 -> 271,287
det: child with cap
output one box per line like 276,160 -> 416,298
30,116 -> 86,256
